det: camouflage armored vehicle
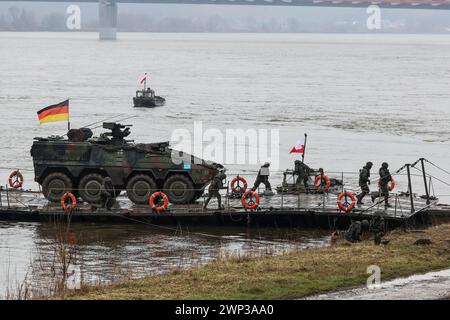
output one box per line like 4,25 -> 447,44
31,123 -> 223,205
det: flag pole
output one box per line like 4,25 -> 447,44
302,133 -> 307,163
143,73 -> 147,91
67,98 -> 70,131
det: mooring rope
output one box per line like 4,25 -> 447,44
88,206 -> 286,246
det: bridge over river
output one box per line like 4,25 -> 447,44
2,0 -> 450,39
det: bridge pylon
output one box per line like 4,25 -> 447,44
99,0 -> 118,40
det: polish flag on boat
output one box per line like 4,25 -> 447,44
290,140 -> 305,154
140,74 -> 148,84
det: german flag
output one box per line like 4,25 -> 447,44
37,99 -> 69,124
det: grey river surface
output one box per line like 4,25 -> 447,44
1,32 -> 450,297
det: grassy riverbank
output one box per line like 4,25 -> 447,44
67,224 -> 450,300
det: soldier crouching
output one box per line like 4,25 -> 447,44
100,177 -> 115,211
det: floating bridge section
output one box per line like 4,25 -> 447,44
3,0 -> 450,39
0,187 -> 443,229
0,158 -> 447,228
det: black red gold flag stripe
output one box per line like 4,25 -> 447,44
37,99 -> 69,124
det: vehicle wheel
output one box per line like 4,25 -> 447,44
126,174 -> 157,205
79,173 -> 104,204
163,175 -> 195,204
42,172 -> 73,203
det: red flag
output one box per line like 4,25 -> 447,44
290,140 -> 305,154
140,74 -> 148,84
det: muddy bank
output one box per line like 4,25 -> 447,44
64,224 -> 450,300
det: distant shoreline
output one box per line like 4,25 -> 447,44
1,31 -> 450,35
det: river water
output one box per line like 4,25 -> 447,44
1,32 -> 450,298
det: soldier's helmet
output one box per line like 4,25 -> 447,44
382,162 -> 389,169
263,162 -> 270,167
366,161 -> 373,168
361,220 -> 370,229
295,160 -> 301,165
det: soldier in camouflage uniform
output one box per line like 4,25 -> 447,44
379,162 -> 392,208
345,220 -> 369,243
100,177 -> 115,211
204,172 -> 226,210
294,160 -> 311,192
252,162 -> 272,192
369,215 -> 385,245
356,162 -> 373,205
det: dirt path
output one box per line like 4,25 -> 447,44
306,268 -> 450,300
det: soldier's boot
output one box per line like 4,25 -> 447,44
356,194 -> 363,205
203,197 -> 211,209
217,196 -> 224,210
357,192 -> 367,205
371,193 -> 377,203
252,179 -> 261,192
385,200 -> 392,208
384,194 -> 392,208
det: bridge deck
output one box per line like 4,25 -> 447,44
0,188 -> 438,228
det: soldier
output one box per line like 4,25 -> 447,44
379,162 -> 392,208
345,220 -> 369,243
356,162 -> 373,205
252,162 -> 272,192
369,215 -> 386,245
100,177 -> 115,211
294,160 -> 310,192
204,172 -> 226,210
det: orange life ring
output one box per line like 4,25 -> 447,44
8,170 -> 24,189
149,191 -> 169,213
337,192 -> 356,213
230,176 -> 248,193
314,175 -> 331,191
378,177 -> 395,191
241,190 -> 260,210
61,192 -> 77,212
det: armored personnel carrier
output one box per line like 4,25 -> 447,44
30,123 -> 223,205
